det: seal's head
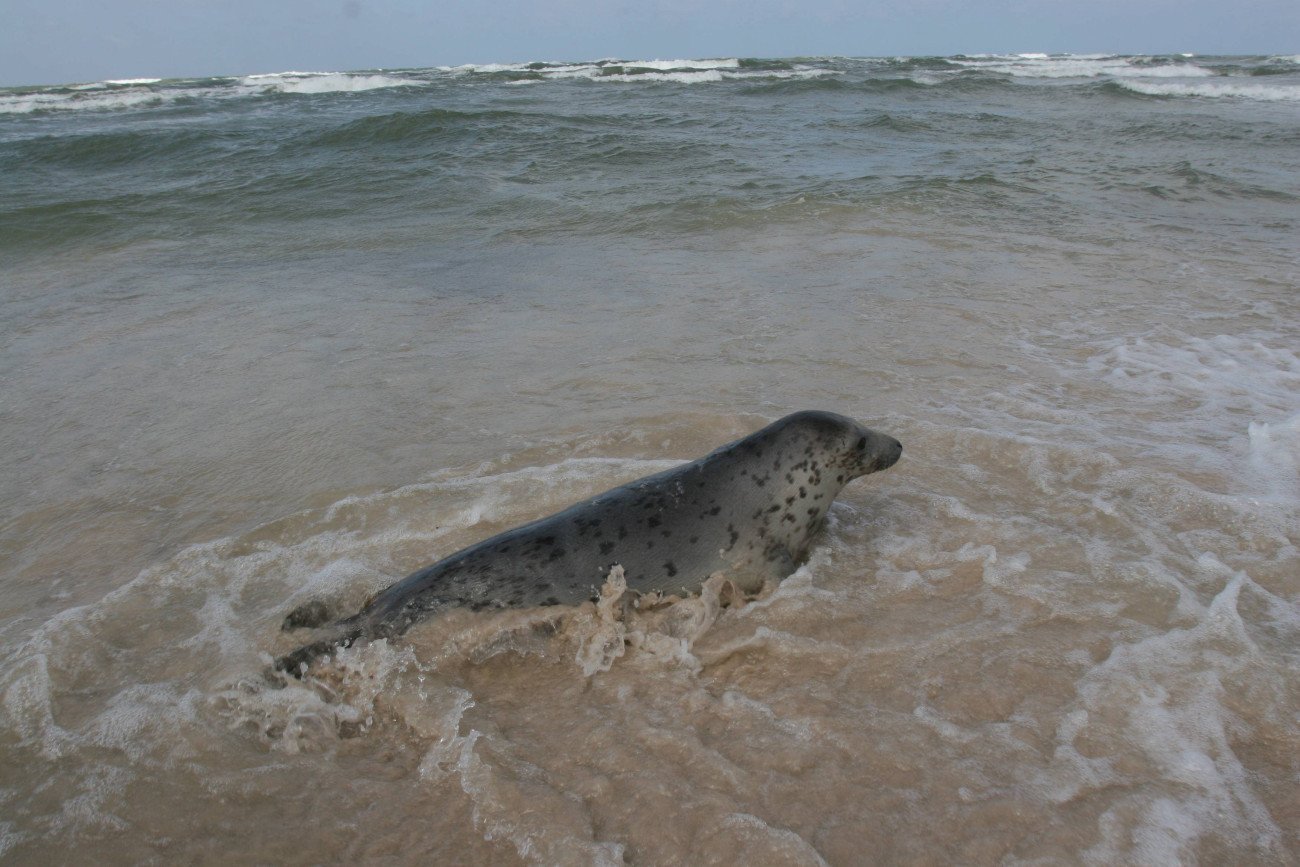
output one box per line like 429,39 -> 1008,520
779,409 -> 903,480
851,421 -> 904,476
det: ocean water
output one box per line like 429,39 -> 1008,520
1,53 -> 1298,864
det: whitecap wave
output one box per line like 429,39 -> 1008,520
614,58 -> 742,71
0,69 -> 418,114
237,71 -> 416,93
439,58 -> 831,85
953,54 -> 1213,79
240,70 -> 333,80
0,89 -> 168,114
633,67 -> 831,85
443,58 -> 742,75
1119,79 -> 1300,101
573,69 -> 726,84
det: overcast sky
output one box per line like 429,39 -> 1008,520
2,0 -> 1297,86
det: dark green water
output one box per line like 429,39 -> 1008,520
3,55 -> 1297,259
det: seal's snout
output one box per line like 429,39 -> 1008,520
877,436 -> 903,471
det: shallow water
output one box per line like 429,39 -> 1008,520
1,54 -> 1298,864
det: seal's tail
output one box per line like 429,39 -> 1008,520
274,618 -> 365,677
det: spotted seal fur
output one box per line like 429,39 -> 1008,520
276,410 -> 901,674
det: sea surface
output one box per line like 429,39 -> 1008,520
1,54 -> 1298,864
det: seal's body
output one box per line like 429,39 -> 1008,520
277,410 -> 901,674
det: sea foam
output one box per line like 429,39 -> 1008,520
237,71 -> 417,94
953,54 -> 1213,79
438,58 -> 829,85
1118,79 -> 1300,101
0,70 -> 417,115
0,89 -> 168,114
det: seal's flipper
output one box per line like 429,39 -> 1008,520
274,622 -> 364,677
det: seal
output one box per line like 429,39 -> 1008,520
276,410 -> 901,674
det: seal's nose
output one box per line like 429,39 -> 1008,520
878,437 -> 903,470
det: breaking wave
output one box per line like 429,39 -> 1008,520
1116,79 -> 1300,101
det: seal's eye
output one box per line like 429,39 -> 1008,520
856,437 -> 867,450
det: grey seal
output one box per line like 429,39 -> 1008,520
276,410 -> 901,674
